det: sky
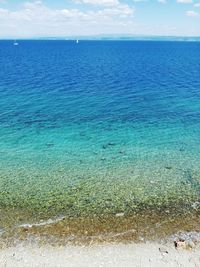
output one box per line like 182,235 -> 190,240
0,0 -> 200,38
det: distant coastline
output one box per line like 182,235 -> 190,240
0,35 -> 200,42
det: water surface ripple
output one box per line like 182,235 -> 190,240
0,40 -> 200,244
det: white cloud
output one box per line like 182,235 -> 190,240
186,10 -> 199,16
158,0 -> 167,3
194,2 -> 200,7
0,0 -> 200,38
74,0 -> 119,6
177,0 -> 193,3
0,1 -> 135,37
132,0 -> 149,2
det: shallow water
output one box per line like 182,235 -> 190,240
0,40 -> 200,243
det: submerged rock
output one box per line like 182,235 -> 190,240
102,142 -> 116,149
165,166 -> 172,170
108,142 -> 116,146
45,143 -> 54,147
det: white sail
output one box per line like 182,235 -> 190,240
14,40 -> 19,46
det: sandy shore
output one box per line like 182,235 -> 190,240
0,242 -> 200,267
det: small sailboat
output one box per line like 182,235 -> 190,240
13,40 -> 19,46
76,39 -> 79,44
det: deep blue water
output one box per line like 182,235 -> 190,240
0,40 -> 200,233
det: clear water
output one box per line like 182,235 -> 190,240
0,40 -> 200,242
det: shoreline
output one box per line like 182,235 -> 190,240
0,205 -> 199,249
0,240 -> 200,267
1,211 -> 200,247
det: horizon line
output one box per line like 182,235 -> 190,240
0,35 -> 200,41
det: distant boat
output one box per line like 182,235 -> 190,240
76,39 -> 79,44
13,40 -> 19,46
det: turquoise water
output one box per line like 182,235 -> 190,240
0,40 -> 200,242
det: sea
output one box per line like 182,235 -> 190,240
0,40 -> 200,245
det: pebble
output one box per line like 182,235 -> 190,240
191,201 -> 200,210
187,241 -> 196,249
115,212 -> 125,217
174,239 -> 187,249
159,247 -> 169,254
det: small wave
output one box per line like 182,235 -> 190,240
17,216 -> 66,229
